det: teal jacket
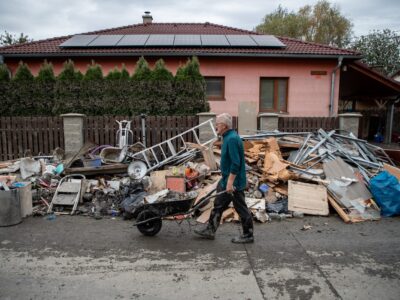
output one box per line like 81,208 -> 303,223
219,129 -> 247,191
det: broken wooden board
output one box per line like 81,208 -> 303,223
196,207 -> 211,223
194,177 -> 220,205
327,194 -> 351,223
288,180 -> 329,216
186,142 -> 217,171
64,163 -> 127,175
383,163 -> 400,181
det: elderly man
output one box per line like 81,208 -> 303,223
194,113 -> 254,243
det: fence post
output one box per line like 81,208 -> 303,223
61,113 -> 86,157
258,113 -> 279,131
238,102 -> 258,135
197,112 -> 216,143
338,113 -> 362,137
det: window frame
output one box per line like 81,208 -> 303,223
259,77 -> 289,113
205,76 -> 225,101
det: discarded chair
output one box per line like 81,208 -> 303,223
48,174 -> 85,215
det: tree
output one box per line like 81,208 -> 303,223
148,59 -> 174,115
36,61 -> 56,82
83,61 -> 103,81
352,29 -> 400,76
0,64 -> 11,81
13,62 -> 34,81
57,60 -> 82,81
174,57 -> 209,114
0,31 -> 32,46
255,0 -> 353,48
131,57 -> 151,81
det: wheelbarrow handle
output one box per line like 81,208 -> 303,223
189,188 -> 230,212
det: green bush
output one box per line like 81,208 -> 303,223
57,60 -> 82,81
84,61 -> 103,81
0,57 -> 209,116
36,60 -> 56,82
0,64 -> 11,81
13,61 -> 34,81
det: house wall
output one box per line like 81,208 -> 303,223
5,56 -> 340,117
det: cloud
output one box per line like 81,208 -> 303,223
0,0 -> 399,40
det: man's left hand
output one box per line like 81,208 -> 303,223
226,182 -> 234,194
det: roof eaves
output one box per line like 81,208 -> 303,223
1,52 -> 362,60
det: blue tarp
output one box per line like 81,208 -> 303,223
370,171 -> 400,217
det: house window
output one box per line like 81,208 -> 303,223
205,77 -> 225,100
260,78 -> 288,112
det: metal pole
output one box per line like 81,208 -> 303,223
141,114 -> 146,147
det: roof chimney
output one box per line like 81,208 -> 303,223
142,11 -> 153,24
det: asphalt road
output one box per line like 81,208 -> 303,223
1,214 -> 400,300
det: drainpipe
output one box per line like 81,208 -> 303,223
330,56 -> 343,116
0,55 -> 4,64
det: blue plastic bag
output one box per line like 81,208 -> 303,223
370,171 -> 400,217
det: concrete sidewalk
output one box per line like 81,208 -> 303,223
1,215 -> 400,300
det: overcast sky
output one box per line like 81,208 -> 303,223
1,0 -> 399,41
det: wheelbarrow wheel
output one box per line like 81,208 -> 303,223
136,210 -> 162,236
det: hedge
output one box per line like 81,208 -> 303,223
0,57 -> 209,116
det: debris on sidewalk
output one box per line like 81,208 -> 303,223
1,121 -> 399,227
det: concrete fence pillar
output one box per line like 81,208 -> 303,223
197,112 -> 217,144
238,102 -> 258,135
61,113 -> 86,156
338,113 -> 362,137
258,113 -> 280,132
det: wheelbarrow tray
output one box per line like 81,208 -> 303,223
137,196 -> 196,218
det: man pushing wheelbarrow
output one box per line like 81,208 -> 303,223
194,113 -> 254,244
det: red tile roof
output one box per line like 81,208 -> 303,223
0,23 -> 360,58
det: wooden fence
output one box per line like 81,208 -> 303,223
278,117 -> 338,132
1,115 -> 340,161
0,117 -> 64,161
84,115 -> 199,148
0,116 -> 199,161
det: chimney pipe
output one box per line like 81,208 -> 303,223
142,11 -> 153,24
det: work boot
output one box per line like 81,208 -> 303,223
194,226 -> 215,240
231,234 -> 254,244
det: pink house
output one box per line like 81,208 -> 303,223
1,13 -> 399,120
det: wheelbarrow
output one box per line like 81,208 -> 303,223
133,188 -> 227,236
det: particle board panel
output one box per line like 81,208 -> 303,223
288,180 -> 329,216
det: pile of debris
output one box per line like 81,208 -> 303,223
232,129 -> 400,223
1,121 -> 400,227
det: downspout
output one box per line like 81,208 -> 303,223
0,55 -> 4,64
330,56 -> 343,116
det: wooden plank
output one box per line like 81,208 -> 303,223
0,118 -> 6,161
10,118 -> 16,159
43,116 -> 49,155
383,163 -> 400,181
6,117 -> 13,160
327,194 -> 351,223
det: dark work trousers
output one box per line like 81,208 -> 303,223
208,184 -> 254,236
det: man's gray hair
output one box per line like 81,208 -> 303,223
216,113 -> 232,129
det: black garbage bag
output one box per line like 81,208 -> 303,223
266,197 -> 288,214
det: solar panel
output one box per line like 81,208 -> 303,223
250,35 -> 286,48
87,35 -> 124,47
226,35 -> 257,46
59,34 -> 286,49
145,34 -> 175,46
117,34 -> 149,46
201,35 -> 229,46
60,35 -> 98,47
174,35 -> 201,46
